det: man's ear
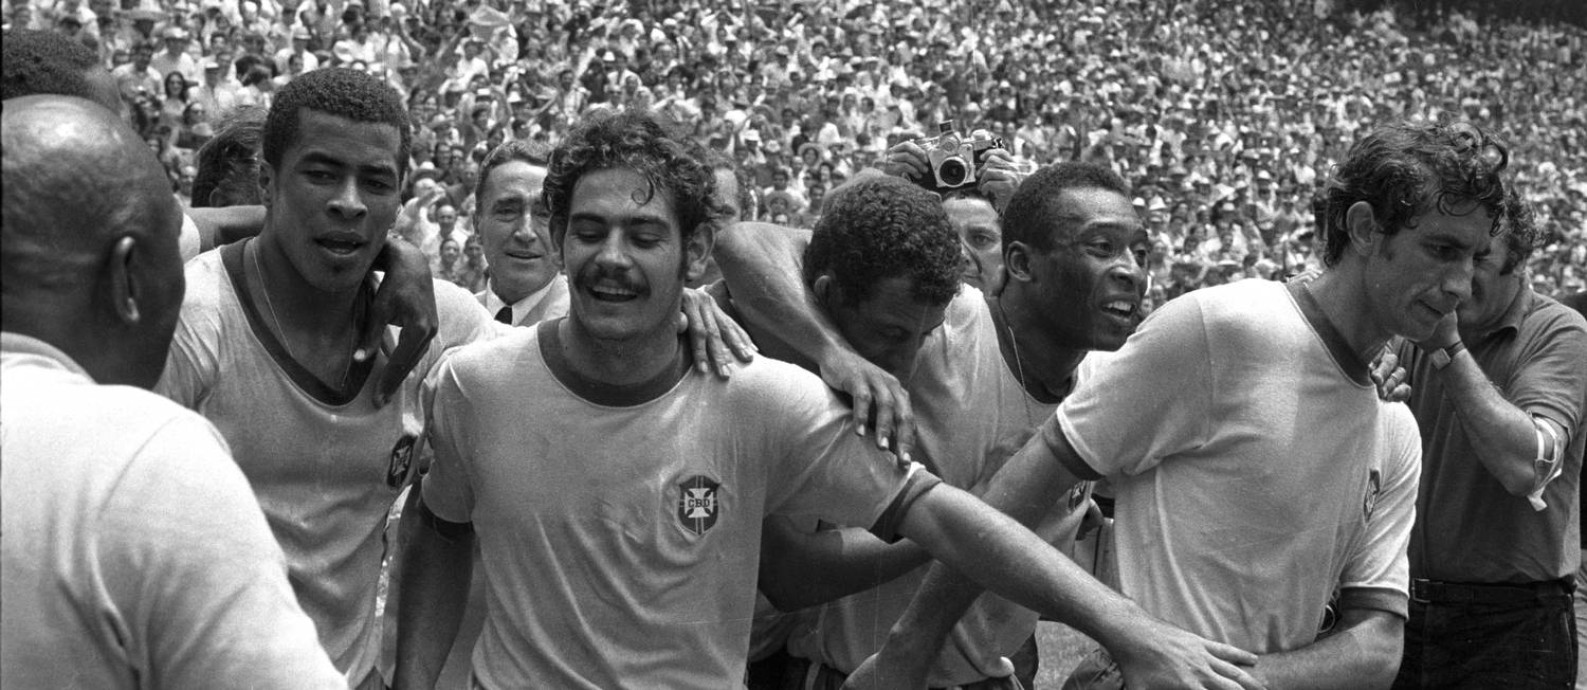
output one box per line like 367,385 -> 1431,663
1003,240 -> 1034,284
1345,201 -> 1381,257
257,161 -> 275,207
812,272 -> 840,312
684,223 -> 716,282
108,236 -> 142,325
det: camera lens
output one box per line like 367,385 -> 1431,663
938,157 -> 969,187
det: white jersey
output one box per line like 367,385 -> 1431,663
794,287 -> 1086,684
1055,280 -> 1420,652
156,240 -> 497,682
422,321 -> 937,689
2,333 -> 343,690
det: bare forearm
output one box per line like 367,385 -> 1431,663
759,518 -> 929,611
711,221 -> 849,364
1439,349 -> 1550,495
1253,608 -> 1402,690
394,489 -> 475,690
187,205 -> 266,250
900,484 -> 1150,651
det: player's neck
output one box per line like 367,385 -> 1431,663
249,237 -> 362,331
1305,265 -> 1393,365
557,315 -> 685,388
989,292 -> 1083,404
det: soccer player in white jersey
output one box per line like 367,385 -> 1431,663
2,95 -> 342,690
716,162 -> 1153,689
395,109 -> 1259,690
854,121 -> 1515,689
155,68 -> 501,689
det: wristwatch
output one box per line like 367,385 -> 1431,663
1428,341 -> 1467,370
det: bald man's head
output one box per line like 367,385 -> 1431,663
2,96 -> 186,388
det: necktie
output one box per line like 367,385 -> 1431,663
495,306 -> 513,325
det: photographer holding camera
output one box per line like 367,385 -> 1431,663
883,122 -> 1027,293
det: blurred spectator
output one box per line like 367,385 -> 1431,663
15,0 -> 1581,297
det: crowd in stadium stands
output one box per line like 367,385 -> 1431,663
7,0 -> 1584,301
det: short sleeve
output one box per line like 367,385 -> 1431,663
420,358 -> 476,524
1338,406 -> 1421,619
154,296 -> 220,410
1056,296 -> 1215,479
1507,309 -> 1587,442
761,370 -> 922,539
101,413 -> 344,690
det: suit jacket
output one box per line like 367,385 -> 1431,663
475,274 -> 571,328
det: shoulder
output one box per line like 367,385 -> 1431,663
440,324 -> 539,384
172,249 -> 235,339
433,277 -> 501,346
1525,293 -> 1587,340
716,354 -> 843,418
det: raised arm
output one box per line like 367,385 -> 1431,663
713,221 -> 915,460
1411,311 -> 1584,499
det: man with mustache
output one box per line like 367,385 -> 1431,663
395,109 -> 1257,689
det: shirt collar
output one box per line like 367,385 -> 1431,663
0,332 -> 92,379
484,277 -> 556,325
1469,280 -> 1532,343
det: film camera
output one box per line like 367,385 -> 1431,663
916,121 -> 1005,193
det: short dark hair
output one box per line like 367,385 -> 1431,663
1316,120 -> 1509,267
262,67 -> 411,177
543,109 -> 722,243
1,29 -> 103,103
473,139 -> 551,204
1002,161 -> 1131,252
192,106 -> 266,208
803,173 -> 961,306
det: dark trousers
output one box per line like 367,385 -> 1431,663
1394,579 -> 1577,690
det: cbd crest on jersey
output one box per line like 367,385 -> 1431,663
677,475 -> 721,536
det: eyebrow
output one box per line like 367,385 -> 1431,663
298,152 -> 398,178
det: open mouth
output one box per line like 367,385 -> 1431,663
589,283 -> 639,302
1101,300 -> 1138,318
316,238 -> 365,256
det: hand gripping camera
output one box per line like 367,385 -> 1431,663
918,120 -> 1005,193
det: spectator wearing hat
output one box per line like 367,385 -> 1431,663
151,25 -> 200,85
273,26 -> 320,76
191,56 -> 240,117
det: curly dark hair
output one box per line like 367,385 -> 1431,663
803,173 -> 961,307
1316,120 -> 1509,267
262,67 -> 411,177
192,106 -> 266,208
1498,182 -> 1538,276
1001,161 -> 1132,252
473,139 -> 552,203
542,109 -> 723,243
2,29 -> 109,107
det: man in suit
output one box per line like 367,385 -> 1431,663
473,140 -> 569,326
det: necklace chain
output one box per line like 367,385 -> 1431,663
995,295 -> 1041,429
250,240 -> 300,364
250,241 -> 355,389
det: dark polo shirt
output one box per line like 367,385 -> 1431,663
1397,285 -> 1587,583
